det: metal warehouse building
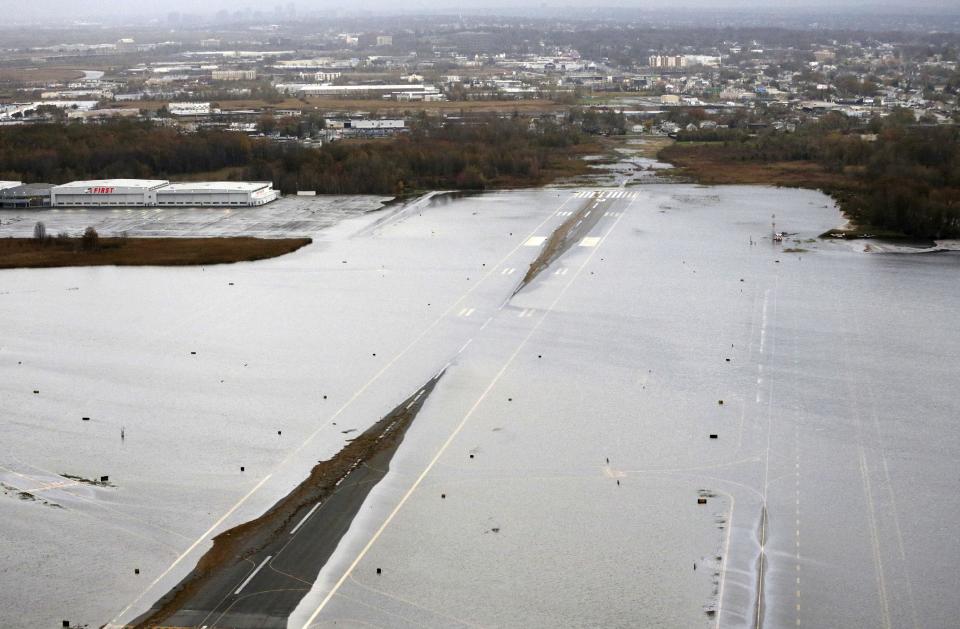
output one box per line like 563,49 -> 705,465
48,179 -> 278,208
51,180 -> 168,207
156,182 -> 278,207
0,183 -> 52,208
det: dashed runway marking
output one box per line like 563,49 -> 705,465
457,308 -> 475,318
578,237 -> 601,247
234,555 -> 272,595
524,236 -> 547,247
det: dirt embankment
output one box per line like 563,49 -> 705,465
0,237 -> 311,269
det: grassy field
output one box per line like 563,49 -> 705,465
0,237 -> 312,269
624,135 -> 674,159
657,142 -> 858,189
0,67 -> 85,84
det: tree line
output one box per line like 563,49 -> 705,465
0,116 -> 590,196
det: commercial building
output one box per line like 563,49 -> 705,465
275,83 -> 442,101
48,180 -> 278,208
649,55 -> 687,69
325,118 -> 406,137
51,180 -> 169,207
156,182 -> 278,207
0,183 -> 52,208
212,70 -> 257,81
168,102 -> 212,116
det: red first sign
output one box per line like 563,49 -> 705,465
85,187 -> 115,194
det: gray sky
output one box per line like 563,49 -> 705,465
9,0 -> 960,21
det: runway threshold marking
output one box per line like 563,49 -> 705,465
301,191 -> 638,629
579,237 -> 601,247
107,191 -> 580,628
290,504 -> 322,536
525,236 -> 546,247
234,555 -> 272,595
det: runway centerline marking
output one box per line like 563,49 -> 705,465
302,192 -> 638,629
234,555 -> 272,595
290,503 -> 322,536
106,191 -> 579,628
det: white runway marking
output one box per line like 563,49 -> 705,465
579,237 -> 601,247
290,503 -> 322,536
301,187 -> 640,629
553,268 -> 569,276
524,236 -> 546,247
107,191 -> 585,629
234,555 -> 272,595
458,308 -> 475,318
501,267 -> 516,275
457,339 -> 472,354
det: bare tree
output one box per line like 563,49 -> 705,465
81,227 -> 99,251
32,221 -> 46,242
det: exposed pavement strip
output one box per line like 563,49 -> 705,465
131,372 -> 446,629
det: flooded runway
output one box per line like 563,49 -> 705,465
1,187 -> 957,628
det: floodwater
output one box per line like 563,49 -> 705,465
0,195 -> 390,238
0,187 -> 957,629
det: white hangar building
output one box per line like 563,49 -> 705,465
49,179 -> 278,208
157,182 -> 278,207
51,180 -> 168,207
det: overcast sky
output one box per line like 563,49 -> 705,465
10,0 -> 960,21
